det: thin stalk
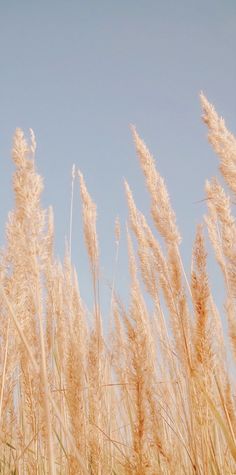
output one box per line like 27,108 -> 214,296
0,318 -> 10,424
69,164 -> 76,260
34,252 -> 55,475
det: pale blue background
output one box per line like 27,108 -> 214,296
0,1 -> 235,312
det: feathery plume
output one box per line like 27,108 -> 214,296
131,126 -> 181,245
200,93 -> 236,195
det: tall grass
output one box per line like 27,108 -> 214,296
0,95 -> 236,474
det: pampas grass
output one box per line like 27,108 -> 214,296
0,95 -> 236,474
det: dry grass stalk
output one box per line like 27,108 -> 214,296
0,96 -> 236,474
200,93 -> 236,196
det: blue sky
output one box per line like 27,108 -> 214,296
0,1 -> 235,311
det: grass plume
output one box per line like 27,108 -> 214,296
0,95 -> 235,474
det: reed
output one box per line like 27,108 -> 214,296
0,95 -> 235,474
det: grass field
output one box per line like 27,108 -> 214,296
0,95 -> 236,474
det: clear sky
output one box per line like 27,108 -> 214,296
0,1 -> 235,312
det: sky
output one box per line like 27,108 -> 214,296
0,0 -> 235,314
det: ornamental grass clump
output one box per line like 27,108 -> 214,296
0,95 -> 235,474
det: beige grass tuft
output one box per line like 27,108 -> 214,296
0,97 -> 235,474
